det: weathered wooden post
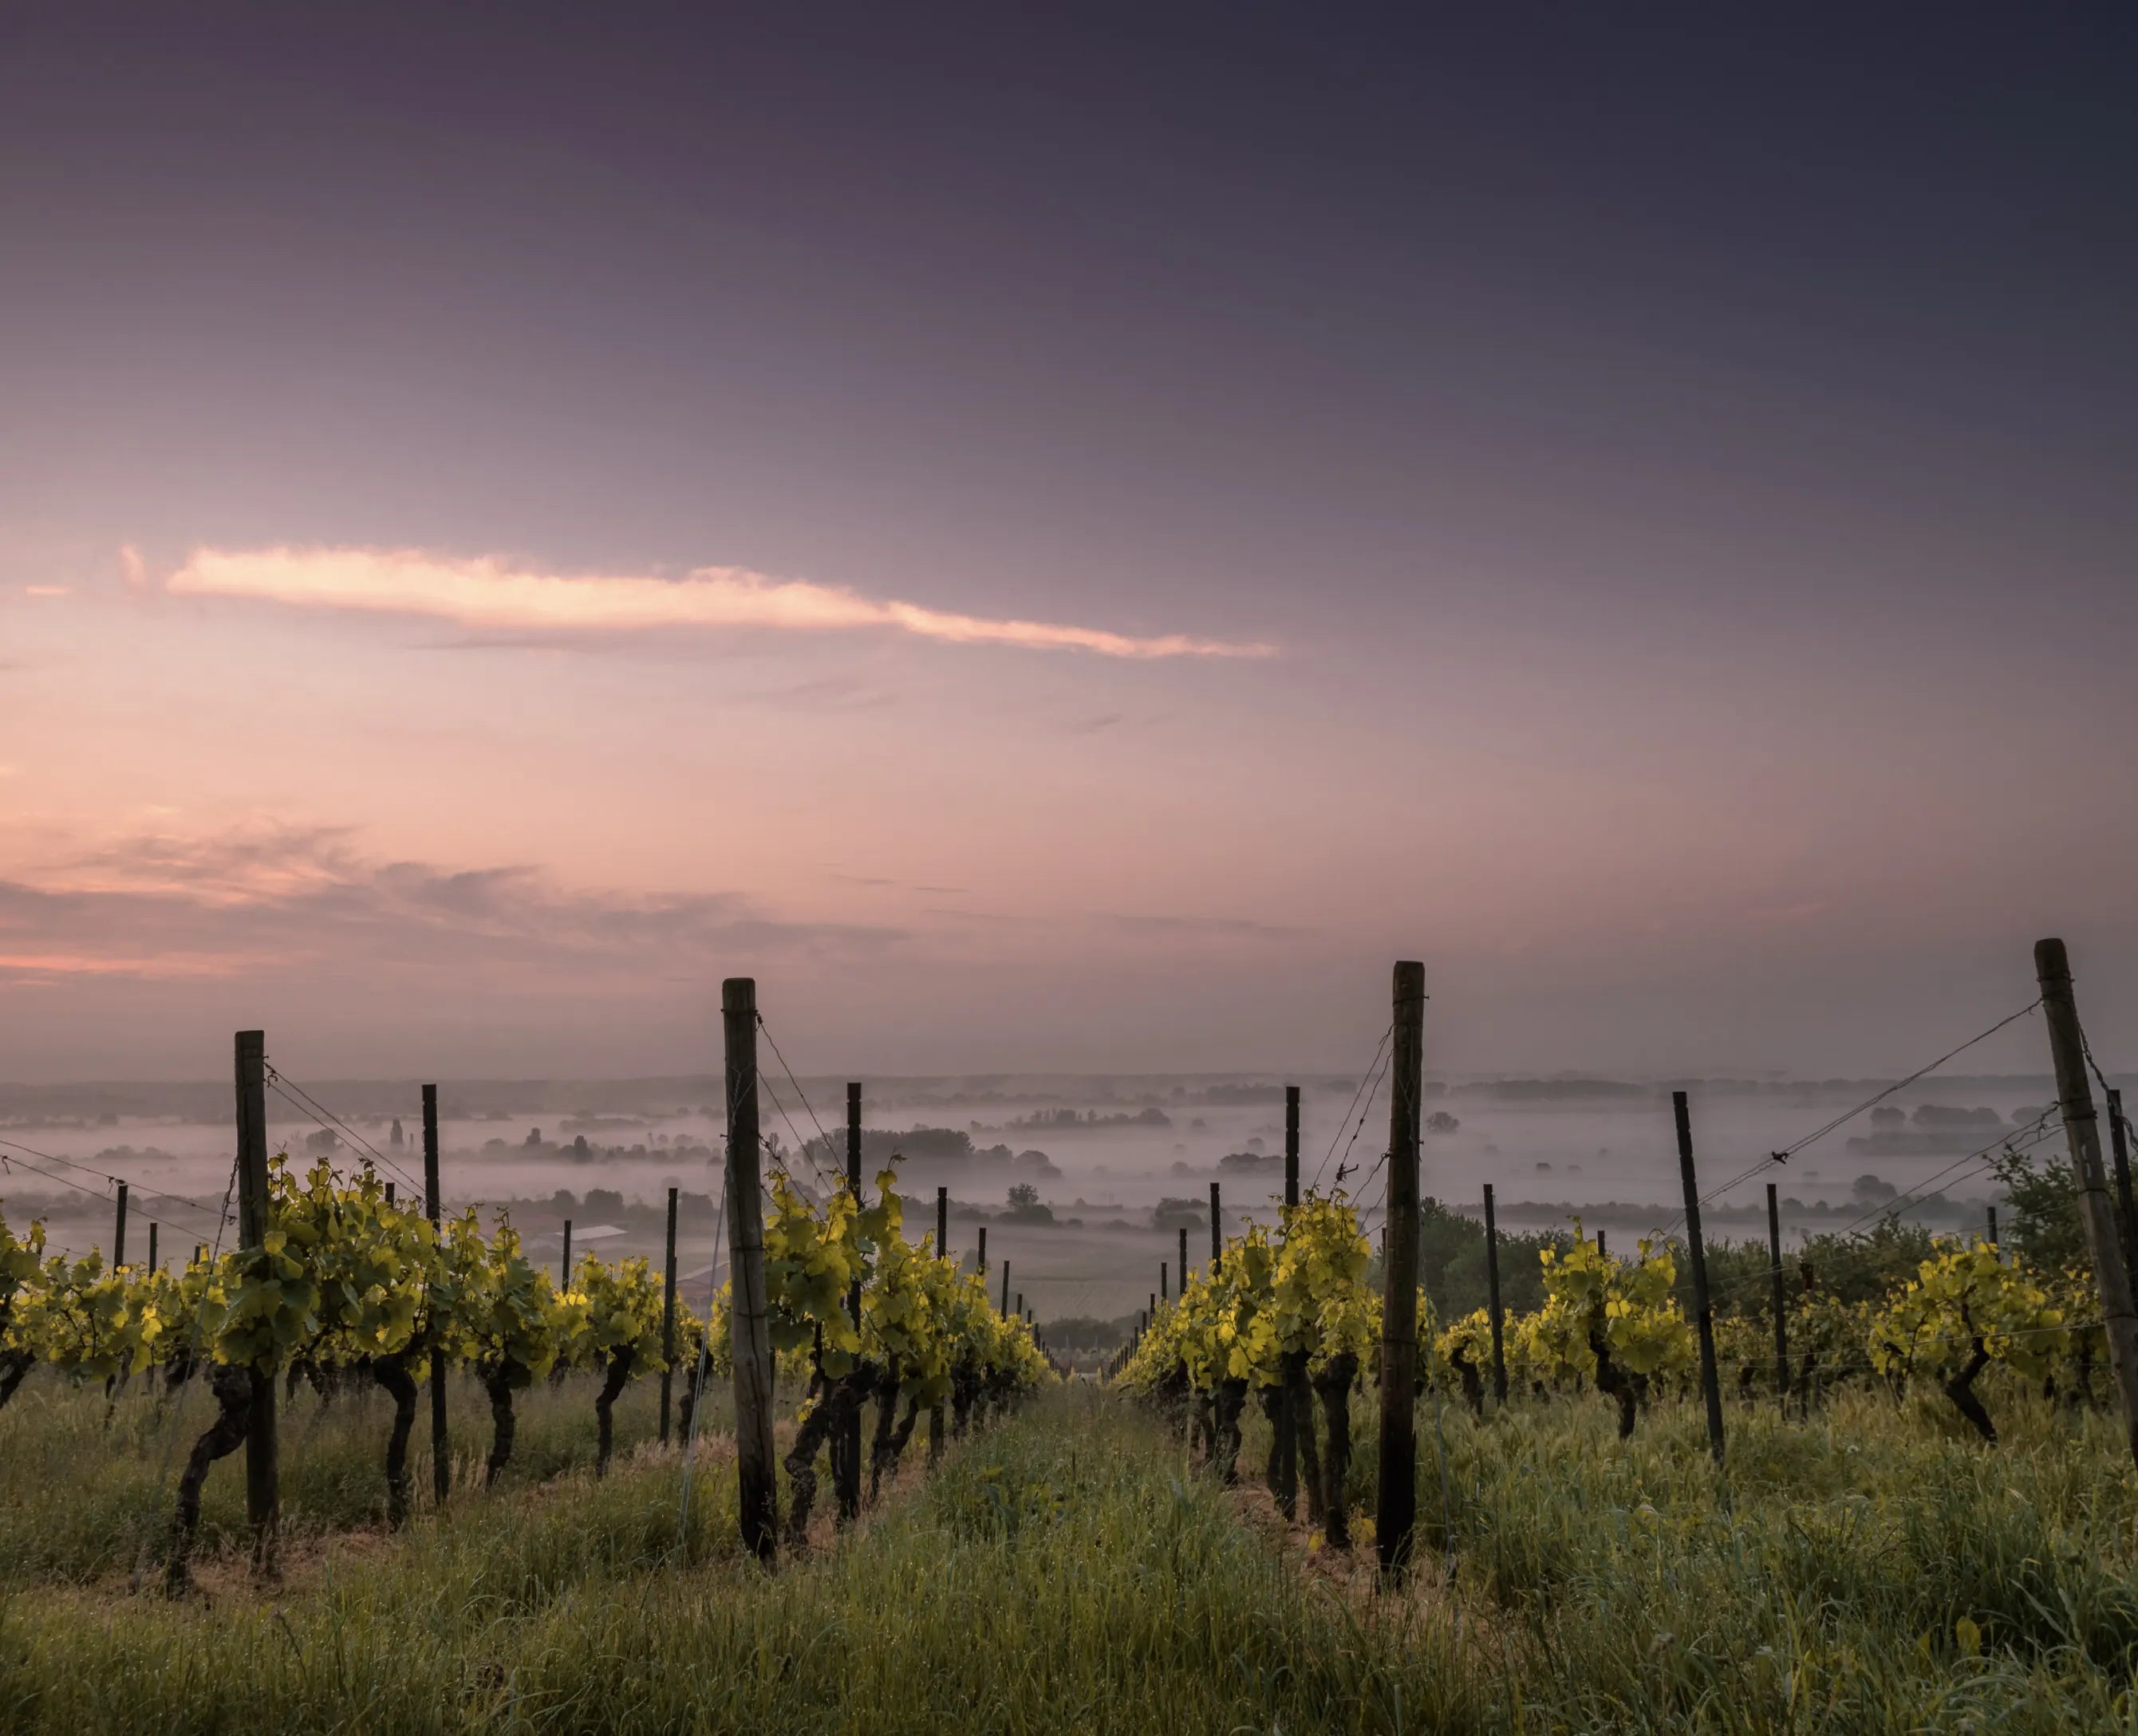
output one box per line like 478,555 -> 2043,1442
1209,1182 -> 1221,1270
930,1185 -> 949,1461
2109,1090 -> 2136,1286
1673,1091 -> 1726,1468
1483,1183 -> 1506,1405
722,978 -> 779,1560
385,1182 -> 396,1205
838,1083 -> 864,1521
561,1220 -> 573,1285
147,1220 -> 159,1273
113,1182 -> 128,1268
1376,960 -> 1426,1579
1767,1182 -> 1788,1403
1986,1205 -> 1998,1246
976,1225 -> 987,1278
660,1186 -> 679,1446
2036,939 -> 2138,1472
1001,1261 -> 1011,1317
1177,1225 -> 1189,1290
424,1084 -> 448,1505
1276,1082 -> 1302,1517
235,1030 -> 278,1564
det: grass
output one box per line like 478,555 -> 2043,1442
3,1367 -> 2137,1731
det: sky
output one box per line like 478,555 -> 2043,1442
2,6 -> 2134,1083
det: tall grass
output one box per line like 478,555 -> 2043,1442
6,1368 -> 2137,1731
1,1385 -> 1484,1734
1248,1371 -> 2138,1730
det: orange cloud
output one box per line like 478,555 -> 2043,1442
167,546 -> 1276,660
0,952 -> 246,980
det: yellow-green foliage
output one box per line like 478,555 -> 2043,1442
1869,1240 -> 2067,1383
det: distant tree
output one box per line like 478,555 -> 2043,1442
1986,1139 -> 2088,1272
1850,1174 -> 1899,1205
1869,1106 -> 1905,1129
524,1127 -> 542,1147
1151,1197 -> 1207,1230
389,1117 -> 405,1147
1911,1104 -> 2002,1130
584,1188 -> 625,1216
1004,1182 -> 1054,1224
1425,1111 -> 1461,1134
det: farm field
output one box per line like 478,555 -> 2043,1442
3,1373 -> 2136,1732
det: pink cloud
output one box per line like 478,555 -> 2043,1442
167,546 -> 1276,661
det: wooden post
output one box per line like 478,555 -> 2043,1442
722,978 -> 779,1560
2035,938 -> 2138,1473
1177,1225 -> 1188,1289
1673,1091 -> 1726,1468
424,1084 -> 448,1506
1017,1292 -> 1024,1318
1160,1261 -> 1167,1302
1284,1085 -> 1301,1209
147,1220 -> 159,1273
1767,1182 -> 1788,1403
2109,1090 -> 2137,1286
839,1083 -> 863,1520
1483,1183 -> 1506,1405
1001,1261 -> 1011,1317
931,1185 -> 948,1459
976,1225 -> 987,1278
1986,1205 -> 1998,1246
234,1030 -> 278,1560
113,1181 -> 128,1268
385,1182 -> 396,1205
660,1186 -> 679,1445
1376,960 -> 1426,1578
1596,1229 -> 1606,1261
561,1220 -> 572,1285
1276,1082 -> 1302,1514
1209,1182 -> 1221,1270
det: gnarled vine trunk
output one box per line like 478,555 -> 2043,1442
1259,1384 -> 1285,1498
167,1362 -> 251,1592
594,1347 -> 633,1477
950,1360 -> 977,1438
1588,1324 -> 1639,1440
1313,1352 -> 1358,1549
1211,1375 -> 1248,1485
0,1347 -> 32,1413
677,1349 -> 709,1443
1285,1351 -> 1322,1525
881,1393 -> 923,1489
867,1355 -> 902,1504
482,1362 -> 521,1486
1943,1339 -> 1996,1443
783,1365 -> 870,1547
371,1353 -> 420,1526
1189,1389 -> 1216,1465
1450,1347 -> 1485,1418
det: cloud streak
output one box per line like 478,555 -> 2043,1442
168,546 -> 1276,661
0,826 -> 902,989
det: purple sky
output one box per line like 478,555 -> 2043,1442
2,6 -> 2133,1081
